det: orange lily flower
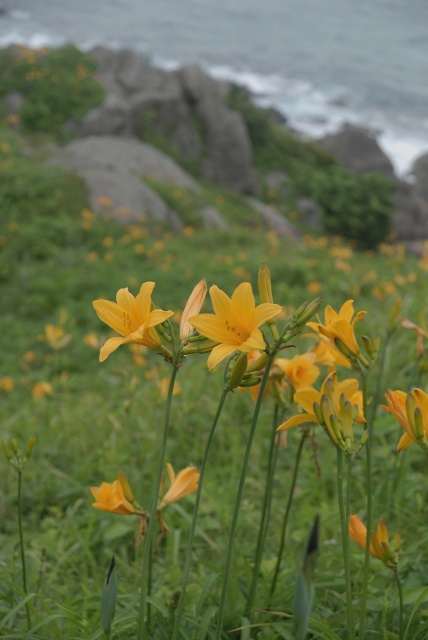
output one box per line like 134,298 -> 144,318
381,388 -> 428,453
349,514 -> 400,569
91,473 -> 145,516
189,282 -> 281,369
308,300 -> 366,363
93,282 -> 174,362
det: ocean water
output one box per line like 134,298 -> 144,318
1,0 -> 427,177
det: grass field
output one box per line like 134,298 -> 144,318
1,115 -> 428,640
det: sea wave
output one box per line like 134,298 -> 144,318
0,30 -> 426,178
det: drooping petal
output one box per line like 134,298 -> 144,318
207,343 -> 239,369
99,336 -> 127,362
397,432 -> 413,452
277,412 -> 317,431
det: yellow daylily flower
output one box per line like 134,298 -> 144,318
349,514 -> 400,569
308,300 -> 366,362
180,278 -> 208,341
310,336 -> 351,369
275,353 -> 320,390
158,463 -> 199,510
91,473 -> 145,516
93,281 -> 174,362
381,388 -> 428,453
277,372 -> 365,453
188,282 -> 282,369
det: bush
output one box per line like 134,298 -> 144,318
313,168 -> 394,249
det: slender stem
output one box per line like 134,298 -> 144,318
336,449 -> 354,640
246,404 -> 280,616
17,471 -> 31,630
359,373 -> 372,640
171,388 -> 228,640
214,354 -> 276,639
137,364 -> 178,640
394,569 -> 404,640
269,431 -> 307,601
369,329 -> 391,425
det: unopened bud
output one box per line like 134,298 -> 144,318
180,279 -> 208,341
313,402 -> 324,425
2,441 -> 12,461
117,471 -> 136,503
11,439 -> 18,454
226,353 -> 248,390
413,407 -> 425,444
25,436 -> 36,458
405,393 -> 417,435
258,263 -> 273,304
246,352 -> 269,374
296,297 -> 322,327
388,298 -> 402,331
239,375 -> 262,388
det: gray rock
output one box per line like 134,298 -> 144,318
69,94 -> 131,137
318,124 -> 396,178
296,197 -> 322,229
198,206 -> 229,230
412,153 -> 428,202
3,91 -> 24,116
245,197 -> 300,238
265,169 -> 291,194
83,50 -> 257,194
48,135 -> 211,229
393,180 -> 428,240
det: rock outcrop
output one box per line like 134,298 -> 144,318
49,136 -> 205,230
318,125 -> 396,178
68,48 -> 257,194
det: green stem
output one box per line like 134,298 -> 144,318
369,329 -> 391,425
18,471 -> 31,630
137,364 -> 178,640
359,373 -> 372,640
171,388 -> 228,640
269,430 -> 307,601
394,569 -> 404,640
246,404 -> 280,617
214,353 -> 276,639
336,449 -> 354,640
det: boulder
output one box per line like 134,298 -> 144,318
198,206 -> 229,230
245,197 -> 300,238
318,125 -> 396,178
265,169 -> 291,198
48,136 -> 209,229
296,197 -> 323,229
412,153 -> 428,202
3,91 -> 24,116
78,51 -> 257,194
392,180 -> 428,240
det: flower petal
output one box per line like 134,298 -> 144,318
397,432 -> 413,452
253,302 -> 282,328
207,343 -> 238,369
93,299 -> 130,336
277,412 -> 317,431
99,336 -> 127,362
210,285 -> 231,318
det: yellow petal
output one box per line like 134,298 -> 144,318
93,299 -> 130,336
207,343 -> 239,369
277,412 -> 317,431
397,432 -> 414,452
253,302 -> 282,328
99,336 -> 127,362
210,285 -> 231,318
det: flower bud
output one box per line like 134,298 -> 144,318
2,441 -> 12,461
258,263 -> 273,304
180,279 -> 208,341
25,436 -> 36,458
226,353 -> 248,390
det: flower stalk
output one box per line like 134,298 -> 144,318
137,363 -> 178,640
337,449 -> 354,640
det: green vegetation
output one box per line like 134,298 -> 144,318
0,45 -> 104,133
1,122 -> 428,638
227,84 -> 395,249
